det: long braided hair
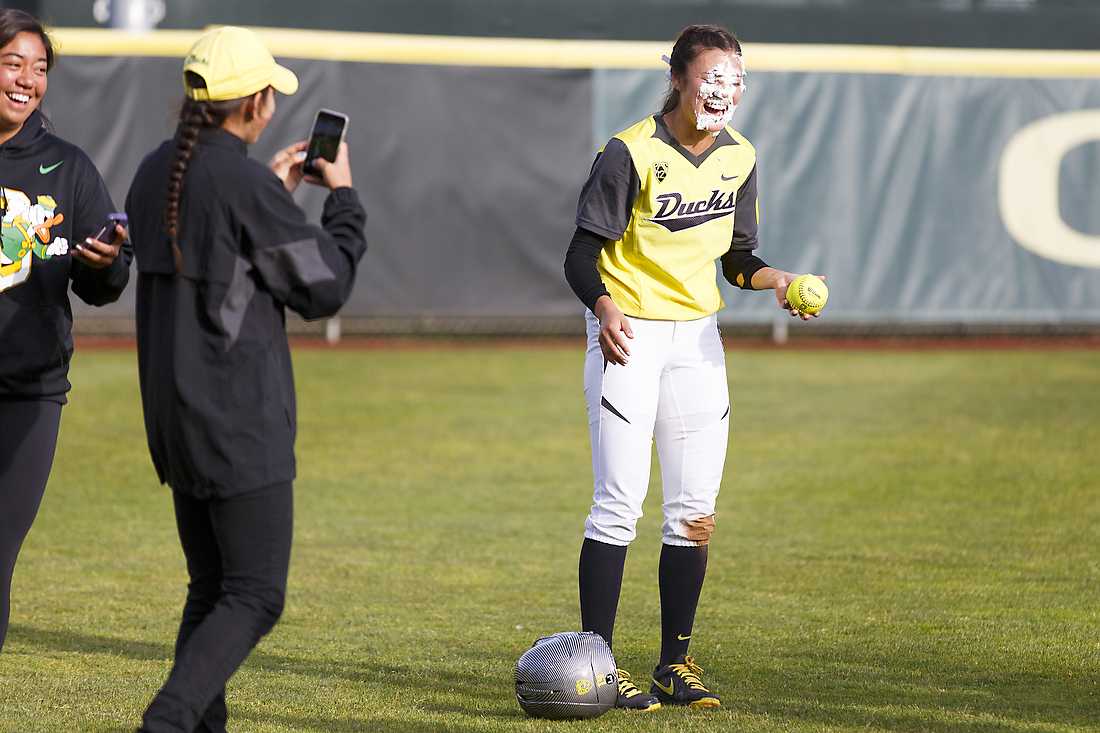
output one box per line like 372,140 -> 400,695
659,25 -> 742,116
164,72 -> 245,272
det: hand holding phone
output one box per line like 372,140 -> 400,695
311,142 -> 353,190
74,212 -> 126,269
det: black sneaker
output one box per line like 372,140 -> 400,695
650,655 -> 721,708
615,668 -> 661,711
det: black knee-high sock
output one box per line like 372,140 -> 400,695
658,544 -> 708,666
579,538 -> 628,650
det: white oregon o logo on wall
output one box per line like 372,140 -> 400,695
999,109 -> 1100,269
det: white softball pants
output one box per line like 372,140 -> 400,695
582,310 -> 730,547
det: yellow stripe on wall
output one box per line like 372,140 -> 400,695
750,43 -> 1100,78
50,27 -> 1100,78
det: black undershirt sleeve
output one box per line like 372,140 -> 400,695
721,163 -> 768,290
564,227 -> 610,312
721,249 -> 769,290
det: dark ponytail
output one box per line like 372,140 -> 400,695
659,25 -> 742,116
165,72 -> 244,271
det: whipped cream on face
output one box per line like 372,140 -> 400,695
694,59 -> 742,133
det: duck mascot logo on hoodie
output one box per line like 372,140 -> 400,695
0,185 -> 68,293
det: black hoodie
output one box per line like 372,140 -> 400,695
0,111 -> 132,402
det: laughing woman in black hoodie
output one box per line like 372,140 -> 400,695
0,9 -> 131,652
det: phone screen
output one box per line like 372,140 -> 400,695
304,110 -> 347,175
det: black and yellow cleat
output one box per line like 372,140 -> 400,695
650,655 -> 721,708
615,668 -> 662,711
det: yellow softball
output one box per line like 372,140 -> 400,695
786,274 -> 828,315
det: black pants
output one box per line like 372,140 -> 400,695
141,482 -> 293,733
0,399 -> 62,653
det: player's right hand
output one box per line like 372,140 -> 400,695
594,295 -> 633,366
311,141 -> 353,190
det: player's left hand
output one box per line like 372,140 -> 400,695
269,140 -> 308,193
773,270 -> 825,320
73,224 -> 125,269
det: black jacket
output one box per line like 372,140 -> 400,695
126,128 -> 367,498
0,111 -> 132,402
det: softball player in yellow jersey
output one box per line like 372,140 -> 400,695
564,24 -> 822,711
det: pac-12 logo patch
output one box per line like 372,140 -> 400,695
653,161 -> 669,183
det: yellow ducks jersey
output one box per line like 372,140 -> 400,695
575,115 -> 759,321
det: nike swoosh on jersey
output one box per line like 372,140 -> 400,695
720,174 -> 738,181
39,161 -> 64,174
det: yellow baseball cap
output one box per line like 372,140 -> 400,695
183,26 -> 298,101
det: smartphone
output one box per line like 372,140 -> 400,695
92,212 -> 127,243
302,109 -> 349,177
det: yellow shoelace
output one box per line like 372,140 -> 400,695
616,668 -> 643,697
669,656 -> 710,691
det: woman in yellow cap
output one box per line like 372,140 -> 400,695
125,26 -> 367,732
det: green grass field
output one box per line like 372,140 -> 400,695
1,344 -> 1097,732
